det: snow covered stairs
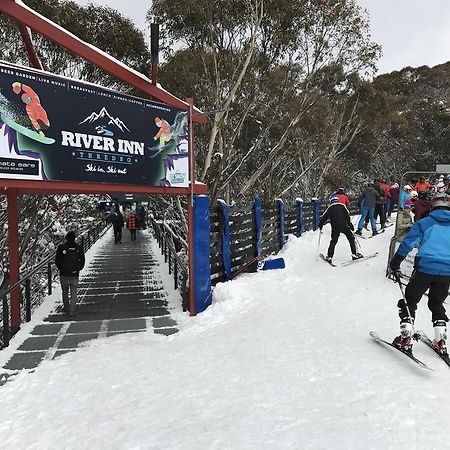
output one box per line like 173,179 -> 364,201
0,231 -> 178,379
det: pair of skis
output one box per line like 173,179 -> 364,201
370,331 -> 450,371
355,229 -> 386,239
319,252 -> 378,267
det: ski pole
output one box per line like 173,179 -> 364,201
316,229 -> 322,261
394,271 -> 419,340
355,234 -> 363,253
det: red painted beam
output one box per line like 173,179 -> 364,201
6,188 -> 21,331
0,0 -> 207,123
17,23 -> 43,69
0,180 -> 208,196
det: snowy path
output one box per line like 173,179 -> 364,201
0,223 -> 448,449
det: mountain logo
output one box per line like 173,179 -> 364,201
170,170 -> 186,184
79,107 -> 130,136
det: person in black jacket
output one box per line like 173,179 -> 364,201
319,196 -> 363,264
110,207 -> 124,244
373,178 -> 387,229
55,231 -> 85,317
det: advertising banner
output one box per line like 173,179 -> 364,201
0,62 -> 189,187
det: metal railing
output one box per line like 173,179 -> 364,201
149,216 -> 189,311
0,221 -> 110,348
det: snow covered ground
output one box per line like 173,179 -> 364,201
0,221 -> 448,450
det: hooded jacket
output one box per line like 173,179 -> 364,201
55,238 -> 85,277
359,186 -> 380,209
396,208 -> 450,275
390,185 -> 400,203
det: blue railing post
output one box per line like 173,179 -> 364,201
193,195 -> 212,314
296,198 -> 304,237
253,197 -> 262,257
311,198 -> 321,231
277,199 -> 285,249
217,199 -> 232,280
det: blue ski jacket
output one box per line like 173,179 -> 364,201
396,208 -> 450,275
399,189 -> 409,209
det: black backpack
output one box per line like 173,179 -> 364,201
62,245 -> 80,275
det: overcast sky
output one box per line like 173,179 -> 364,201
357,0 -> 450,74
75,0 -> 450,75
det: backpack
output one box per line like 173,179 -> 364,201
62,245 -> 80,275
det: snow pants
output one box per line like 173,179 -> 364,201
374,203 -> 386,228
398,271 -> 450,323
60,275 -> 79,316
327,226 -> 357,258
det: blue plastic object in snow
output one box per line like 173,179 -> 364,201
258,257 -> 285,271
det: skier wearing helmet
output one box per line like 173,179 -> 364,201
319,196 -> 362,264
390,191 -> 450,357
331,187 -> 350,206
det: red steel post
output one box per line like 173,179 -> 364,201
6,188 -> 21,330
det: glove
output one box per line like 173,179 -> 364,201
349,223 -> 354,231
389,253 -> 404,274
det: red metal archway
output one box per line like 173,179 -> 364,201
0,0 -> 208,329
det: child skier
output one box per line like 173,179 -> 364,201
319,196 -> 363,264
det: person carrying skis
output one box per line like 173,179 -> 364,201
319,196 -> 363,264
389,191 -> 450,356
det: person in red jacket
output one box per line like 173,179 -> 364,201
126,210 -> 137,242
415,176 -> 431,192
333,187 -> 350,206
380,179 -> 391,222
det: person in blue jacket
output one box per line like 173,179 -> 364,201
389,191 -> 450,356
398,184 -> 412,209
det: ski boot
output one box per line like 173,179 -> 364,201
372,230 -> 378,236
325,255 -> 333,263
392,321 -> 414,353
354,229 -> 363,236
432,320 -> 448,357
351,253 -> 364,260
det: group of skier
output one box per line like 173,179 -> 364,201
319,176 -> 450,359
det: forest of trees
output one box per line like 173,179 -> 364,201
0,0 -> 449,275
